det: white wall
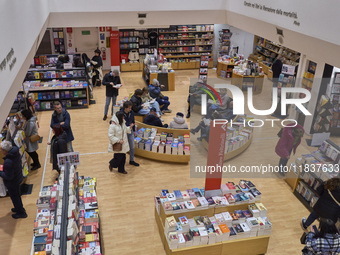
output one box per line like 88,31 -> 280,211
0,0 -> 50,127
213,25 -> 254,66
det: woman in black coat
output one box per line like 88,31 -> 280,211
48,124 -> 68,174
301,178 -> 340,230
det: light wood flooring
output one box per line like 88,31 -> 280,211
1,69 -> 339,255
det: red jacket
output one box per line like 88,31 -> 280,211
275,123 -> 304,159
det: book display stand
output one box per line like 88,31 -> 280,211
287,139 -> 340,211
155,183 -> 270,255
30,163 -> 102,255
133,121 -> 190,163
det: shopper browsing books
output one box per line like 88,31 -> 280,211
302,218 -> 340,255
91,49 -> 103,87
169,112 -> 188,129
149,79 -> 171,113
301,178 -> 340,231
119,101 -> 139,167
56,55 -> 65,69
50,101 -> 74,152
275,123 -> 304,174
48,124 -> 67,175
102,69 -> 121,121
0,141 -> 27,219
108,112 -> 134,174
143,107 -> 168,128
130,89 -> 151,115
271,55 -> 284,88
190,112 -> 222,141
206,88 -> 229,119
187,79 -> 212,118
141,87 -> 162,116
21,109 -> 41,171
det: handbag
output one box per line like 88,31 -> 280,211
112,124 -> 124,151
29,134 -> 41,143
300,232 -> 307,244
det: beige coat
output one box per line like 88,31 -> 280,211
108,115 -> 131,154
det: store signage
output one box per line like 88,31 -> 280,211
200,85 -> 311,116
66,27 -> 72,33
0,48 -> 16,72
82,31 -> 90,35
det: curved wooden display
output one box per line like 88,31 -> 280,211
231,73 -> 264,95
134,121 -> 190,164
201,132 -> 253,161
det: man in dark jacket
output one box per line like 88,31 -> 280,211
91,49 -> 103,86
119,101 -> 139,166
50,101 -> 74,152
102,69 -> 121,120
130,89 -> 149,115
0,141 -> 27,219
143,108 -> 168,128
271,55 -> 283,87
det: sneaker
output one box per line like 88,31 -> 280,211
103,115 -> 107,121
12,212 -> 28,219
190,129 -> 196,135
186,112 -> 190,118
129,161 -> 139,166
301,217 -> 307,231
31,164 -> 41,171
163,109 -> 172,113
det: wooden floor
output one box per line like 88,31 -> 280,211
1,69 -> 339,255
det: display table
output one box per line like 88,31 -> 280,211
133,121 -> 190,163
155,202 -> 270,255
231,73 -> 264,94
201,132 -> 253,161
259,62 -> 273,80
120,62 -> 143,72
216,62 -> 236,78
142,63 -> 175,91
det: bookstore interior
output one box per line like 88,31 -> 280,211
2,7 -> 340,255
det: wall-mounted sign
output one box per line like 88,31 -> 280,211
82,31 -> 91,35
0,48 -> 16,72
67,27 -> 72,33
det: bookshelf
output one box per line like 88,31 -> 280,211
290,139 -> 340,211
23,67 -> 89,111
158,25 -> 214,70
155,200 -> 270,255
218,29 -> 232,57
216,62 -> 236,78
134,121 -> 190,163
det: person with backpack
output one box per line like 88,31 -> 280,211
302,218 -> 340,254
301,178 -> 340,232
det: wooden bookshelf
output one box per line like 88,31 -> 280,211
133,121 -> 190,163
156,202 -> 270,255
216,62 -> 236,78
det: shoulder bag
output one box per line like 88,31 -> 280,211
29,134 -> 41,143
328,189 -> 340,206
112,124 -> 124,151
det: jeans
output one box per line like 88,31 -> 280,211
127,133 -> 135,162
138,108 -> 150,115
207,104 -> 221,119
150,101 -> 161,115
109,153 -> 126,173
305,211 -> 318,227
27,151 -> 40,166
67,141 -> 74,152
157,96 -> 170,111
104,96 -> 117,115
278,148 -> 292,169
7,181 -> 25,215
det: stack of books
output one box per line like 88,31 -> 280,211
155,181 -> 261,215
164,210 -> 272,250
135,128 -> 190,155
